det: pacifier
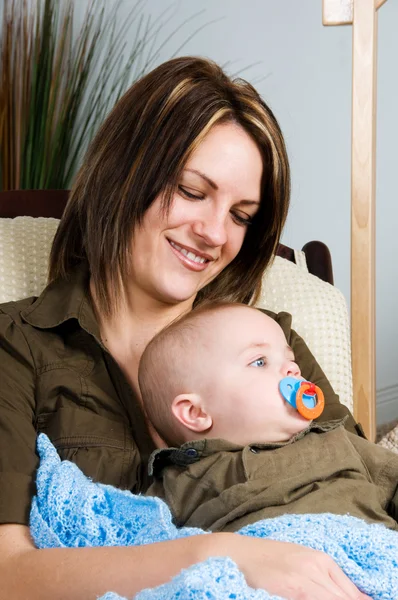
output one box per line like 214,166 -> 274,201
279,377 -> 324,419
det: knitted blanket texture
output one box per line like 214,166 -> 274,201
31,434 -> 398,600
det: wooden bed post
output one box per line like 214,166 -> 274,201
322,0 -> 388,441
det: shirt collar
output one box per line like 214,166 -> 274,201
148,438 -> 243,477
248,416 -> 349,450
20,262 -> 102,345
149,417 -> 348,477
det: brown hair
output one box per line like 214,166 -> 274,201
49,56 -> 290,316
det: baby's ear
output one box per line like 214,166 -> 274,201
171,393 -> 212,434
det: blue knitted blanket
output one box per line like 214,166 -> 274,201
31,434 -> 398,600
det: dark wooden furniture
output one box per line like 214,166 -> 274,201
0,190 -> 334,284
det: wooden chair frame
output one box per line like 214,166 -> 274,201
323,0 -> 389,440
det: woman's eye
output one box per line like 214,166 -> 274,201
178,185 -> 204,200
232,211 -> 253,227
250,357 -> 266,368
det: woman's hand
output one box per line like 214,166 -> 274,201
210,533 -> 372,600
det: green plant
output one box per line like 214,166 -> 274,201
0,0 -> 206,190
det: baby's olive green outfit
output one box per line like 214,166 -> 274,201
0,263 -> 362,525
147,421 -> 398,532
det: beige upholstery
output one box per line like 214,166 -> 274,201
256,255 -> 353,413
3,215 -> 398,453
0,216 -> 353,413
0,217 -> 59,303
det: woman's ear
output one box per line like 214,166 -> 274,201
171,393 -> 212,434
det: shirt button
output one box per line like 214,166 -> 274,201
184,448 -> 198,458
250,447 -> 258,454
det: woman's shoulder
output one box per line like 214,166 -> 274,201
0,276 -> 151,520
0,296 -> 43,374
0,262 -> 90,328
0,295 -> 38,322
255,307 -> 293,334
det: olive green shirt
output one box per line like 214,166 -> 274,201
147,421 -> 398,532
0,263 -> 361,525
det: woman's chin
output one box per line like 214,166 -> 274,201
152,286 -> 197,307
153,277 -> 203,306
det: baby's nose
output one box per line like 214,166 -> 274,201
285,361 -> 301,378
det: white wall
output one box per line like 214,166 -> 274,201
76,0 -> 398,423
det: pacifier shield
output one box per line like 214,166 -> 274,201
279,377 -> 324,420
279,377 -> 302,408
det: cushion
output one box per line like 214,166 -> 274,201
256,254 -> 353,413
0,217 -> 353,413
0,217 -> 59,303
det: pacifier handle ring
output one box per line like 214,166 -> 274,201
295,382 -> 325,419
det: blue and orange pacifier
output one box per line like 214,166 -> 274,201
279,377 -> 324,420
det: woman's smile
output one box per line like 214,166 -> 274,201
167,238 -> 215,272
128,123 -> 263,306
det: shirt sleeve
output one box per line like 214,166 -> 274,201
347,433 -> 398,521
261,309 -> 361,436
0,310 -> 38,525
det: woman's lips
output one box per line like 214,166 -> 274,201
167,239 -> 213,272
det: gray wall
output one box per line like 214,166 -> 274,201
77,0 -> 398,423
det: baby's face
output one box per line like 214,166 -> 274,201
197,306 -> 311,444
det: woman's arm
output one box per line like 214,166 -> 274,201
0,524 -> 370,600
0,307 -> 369,600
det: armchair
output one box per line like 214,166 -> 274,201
0,189 -> 351,414
2,189 -> 398,449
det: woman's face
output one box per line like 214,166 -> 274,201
129,122 -> 263,307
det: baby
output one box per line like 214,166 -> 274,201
139,303 -> 398,532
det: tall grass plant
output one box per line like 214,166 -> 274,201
0,0 -> 206,190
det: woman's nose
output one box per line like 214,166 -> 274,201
192,210 -> 228,247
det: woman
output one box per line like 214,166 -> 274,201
0,57 -> 368,599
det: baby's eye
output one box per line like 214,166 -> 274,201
250,357 -> 267,368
